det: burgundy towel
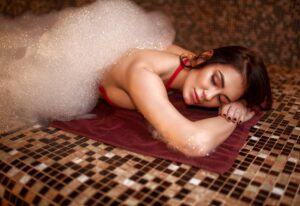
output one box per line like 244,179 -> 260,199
52,92 -> 262,174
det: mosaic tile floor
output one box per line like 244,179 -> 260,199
0,65 -> 299,206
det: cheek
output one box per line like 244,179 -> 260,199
231,85 -> 246,101
195,71 -> 212,87
185,71 -> 198,87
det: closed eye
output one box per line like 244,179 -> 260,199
211,72 -> 231,105
211,73 -> 218,86
211,74 -> 223,105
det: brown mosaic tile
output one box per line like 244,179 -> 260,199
1,0 -> 300,205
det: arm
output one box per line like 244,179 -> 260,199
124,62 -> 239,157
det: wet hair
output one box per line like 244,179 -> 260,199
179,46 -> 272,110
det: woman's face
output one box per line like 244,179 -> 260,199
183,64 -> 246,107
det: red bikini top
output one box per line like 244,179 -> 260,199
99,59 -> 187,107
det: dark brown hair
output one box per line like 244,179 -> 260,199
180,46 -> 272,110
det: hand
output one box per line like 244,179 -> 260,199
219,100 -> 255,124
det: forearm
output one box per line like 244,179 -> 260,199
126,69 -> 191,145
192,116 -> 237,154
130,86 -> 237,157
125,64 -> 237,157
125,64 -> 194,151
148,115 -> 237,157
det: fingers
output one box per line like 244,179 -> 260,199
219,104 -> 230,119
220,104 -> 237,123
232,109 -> 242,124
236,109 -> 255,124
226,106 -> 235,121
228,108 -> 244,124
219,102 -> 249,124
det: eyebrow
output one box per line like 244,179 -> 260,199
218,70 -> 232,103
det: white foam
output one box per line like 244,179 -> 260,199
0,0 -> 175,130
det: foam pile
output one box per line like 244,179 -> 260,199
0,0 -> 175,131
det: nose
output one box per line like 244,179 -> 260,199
204,88 -> 221,101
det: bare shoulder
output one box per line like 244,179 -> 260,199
104,45 -> 194,81
107,48 -> 182,90
165,44 -> 196,56
124,49 -> 179,75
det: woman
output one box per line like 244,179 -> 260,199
98,45 -> 272,157
0,0 -> 272,154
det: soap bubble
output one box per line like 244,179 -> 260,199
0,0 -> 175,131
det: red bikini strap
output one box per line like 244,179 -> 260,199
165,58 -> 188,90
99,86 -> 118,107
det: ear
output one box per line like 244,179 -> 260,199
200,50 -> 213,61
192,50 -> 213,66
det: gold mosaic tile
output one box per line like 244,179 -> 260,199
7,105 -> 296,206
0,1 -> 300,205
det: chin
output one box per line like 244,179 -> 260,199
182,97 -> 189,105
185,98 -> 195,106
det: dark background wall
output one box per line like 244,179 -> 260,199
1,0 -> 299,68
133,0 -> 300,69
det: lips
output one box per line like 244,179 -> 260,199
192,88 -> 201,104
